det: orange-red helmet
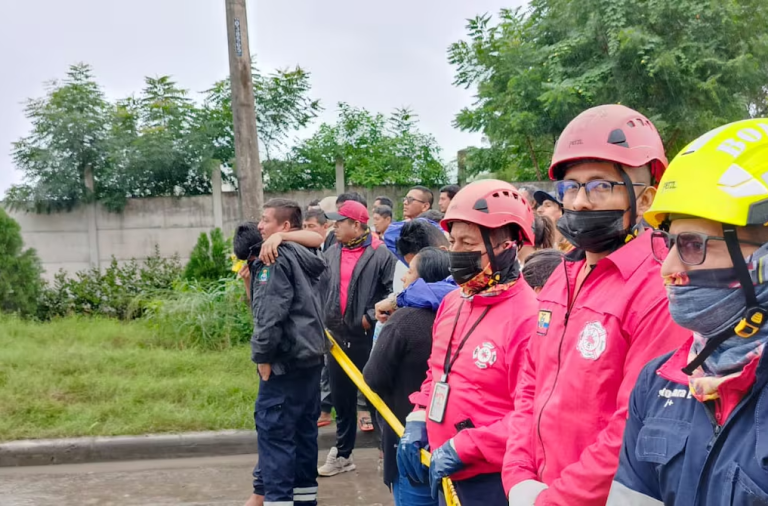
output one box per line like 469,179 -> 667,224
441,179 -> 535,245
549,104 -> 668,182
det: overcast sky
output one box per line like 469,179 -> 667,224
0,0 -> 525,195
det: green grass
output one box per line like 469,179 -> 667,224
0,316 -> 257,441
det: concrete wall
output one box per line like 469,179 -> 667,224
6,176 -> 546,281
9,195 -> 218,282
4,176 -> 419,281
12,205 -> 92,278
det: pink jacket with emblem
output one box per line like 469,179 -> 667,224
410,280 -> 538,481
503,232 -> 690,505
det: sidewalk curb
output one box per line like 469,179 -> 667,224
0,426 -> 378,468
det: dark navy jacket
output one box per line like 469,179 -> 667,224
250,243 -> 327,375
608,339 -> 768,506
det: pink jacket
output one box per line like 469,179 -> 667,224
410,280 -> 538,481
503,232 -> 690,505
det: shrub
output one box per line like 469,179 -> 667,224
141,277 -> 252,350
0,207 -> 44,317
183,228 -> 232,284
38,247 -> 182,320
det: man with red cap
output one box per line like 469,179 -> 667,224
319,199 -> 397,477
397,180 -> 539,505
502,105 -> 689,505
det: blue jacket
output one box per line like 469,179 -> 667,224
396,277 -> 457,311
608,339 -> 768,506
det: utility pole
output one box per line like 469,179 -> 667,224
457,149 -> 468,187
335,157 -> 345,195
225,0 -> 263,221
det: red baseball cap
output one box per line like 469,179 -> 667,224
325,200 -> 369,223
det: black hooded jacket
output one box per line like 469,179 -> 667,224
250,242 -> 327,374
322,238 -> 396,345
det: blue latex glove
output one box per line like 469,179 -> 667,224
429,439 -> 464,499
397,411 -> 429,484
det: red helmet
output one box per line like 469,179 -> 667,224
441,180 -> 535,245
548,104 -> 668,182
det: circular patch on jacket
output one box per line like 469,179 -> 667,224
576,321 -> 607,360
472,342 -> 497,369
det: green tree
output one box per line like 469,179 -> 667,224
261,158 -> 328,193
98,77 -> 213,211
196,62 -> 322,177
0,208 -> 43,317
7,62 -> 322,211
382,108 -> 448,188
292,103 -> 447,189
183,229 -> 231,283
462,142 -> 521,181
450,1 -> 768,180
6,63 -> 110,212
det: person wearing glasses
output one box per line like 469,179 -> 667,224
608,120 -> 768,505
403,186 -> 434,220
502,105 -> 689,506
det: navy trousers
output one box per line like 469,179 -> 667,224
252,364 -> 322,506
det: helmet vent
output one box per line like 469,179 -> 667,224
607,129 -> 629,147
473,198 -> 490,213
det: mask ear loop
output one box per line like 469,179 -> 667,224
616,164 -> 638,242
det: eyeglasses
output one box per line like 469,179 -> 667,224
555,179 -> 647,204
403,196 -> 426,205
651,230 -> 763,266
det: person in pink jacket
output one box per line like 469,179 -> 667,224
397,180 -> 539,506
502,105 -> 690,505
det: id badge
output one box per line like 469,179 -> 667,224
428,381 -> 450,423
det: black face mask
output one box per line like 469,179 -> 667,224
449,251 -> 483,286
557,209 -> 629,254
494,246 -> 520,283
448,245 -> 520,286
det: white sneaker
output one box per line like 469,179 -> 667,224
317,447 -> 356,477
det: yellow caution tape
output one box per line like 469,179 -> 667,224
325,329 -> 461,506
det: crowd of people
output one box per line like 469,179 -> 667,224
232,104 -> 768,506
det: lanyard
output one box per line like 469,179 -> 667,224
441,301 -> 490,382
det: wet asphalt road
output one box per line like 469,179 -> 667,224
0,449 -> 392,506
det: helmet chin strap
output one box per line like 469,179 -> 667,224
682,224 -> 768,375
480,228 -> 501,287
616,164 -> 638,240
479,227 -> 521,287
